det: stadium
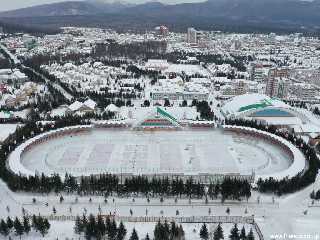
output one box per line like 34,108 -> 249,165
8,108 -> 306,183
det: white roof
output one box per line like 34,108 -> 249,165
68,101 -> 83,111
222,93 -> 289,116
84,99 -> 96,110
105,104 -> 119,112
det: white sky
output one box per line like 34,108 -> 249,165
0,0 -> 205,12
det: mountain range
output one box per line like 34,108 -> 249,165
0,0 -> 320,34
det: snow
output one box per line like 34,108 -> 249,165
221,93 -> 289,116
83,98 -> 97,110
106,104 -> 119,112
8,126 -> 298,180
68,101 -> 83,112
0,124 -> 20,142
224,126 -> 306,182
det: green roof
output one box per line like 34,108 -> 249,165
238,99 -> 273,112
157,107 -> 178,123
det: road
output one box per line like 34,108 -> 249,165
23,66 -> 74,101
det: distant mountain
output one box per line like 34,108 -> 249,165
122,0 -> 320,26
0,1 -> 131,18
0,0 -> 320,34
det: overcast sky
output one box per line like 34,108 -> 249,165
0,0 -> 205,11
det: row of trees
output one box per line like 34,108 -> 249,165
0,118 -> 90,192
8,169 -> 251,200
310,189 -> 320,200
154,221 -> 185,240
194,100 -> 215,121
199,222 -> 255,240
106,40 -> 167,60
0,116 -> 251,198
0,215 -> 50,238
74,214 -> 126,240
225,118 -> 320,195
75,217 -> 185,240
74,217 -> 256,240
0,115 -> 251,199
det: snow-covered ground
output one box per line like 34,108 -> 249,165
1,176 -> 320,239
0,124 -> 20,142
17,128 -> 293,177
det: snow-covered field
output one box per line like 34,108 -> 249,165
0,124 -> 20,142
19,128 -> 292,177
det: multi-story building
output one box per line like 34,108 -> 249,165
291,83 -> 318,101
265,68 -> 290,98
187,28 -> 198,44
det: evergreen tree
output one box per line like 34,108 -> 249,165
178,225 -> 185,240
82,214 -> 88,233
52,206 -> 57,215
43,218 -> 50,236
117,221 -> 127,240
85,214 -> 96,240
129,228 -> 139,240
247,229 -> 255,240
6,217 -> 13,230
200,223 -> 209,240
105,217 -> 112,237
23,216 -> 31,235
37,217 -> 50,237
96,215 -> 106,239
239,226 -> 246,240
0,219 -> 9,237
213,223 -> 224,240
74,215 -> 82,234
229,224 -> 240,240
154,220 -> 162,240
31,215 -> 38,230
109,219 -> 117,239
14,217 -> 24,239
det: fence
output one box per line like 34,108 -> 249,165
45,215 -> 254,224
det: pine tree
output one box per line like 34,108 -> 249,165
42,218 -> 50,237
247,228 -> 255,240
178,225 -> 185,240
96,215 -> 106,238
85,214 -> 97,240
170,221 -> 178,239
82,214 -> 88,233
52,206 -> 57,215
31,215 -> 38,230
14,217 -> 24,239
105,217 -> 112,236
74,215 -> 82,234
163,220 -> 170,239
0,219 -> 9,236
229,224 -> 240,240
213,223 -> 224,240
154,220 -> 162,240
239,226 -> 246,240
23,216 -> 31,235
6,217 -> 13,230
109,219 -> 117,239
200,223 -> 209,240
129,228 -> 139,240
117,221 -> 127,240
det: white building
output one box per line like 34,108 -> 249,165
187,28 -> 198,44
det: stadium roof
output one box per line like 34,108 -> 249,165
221,93 -> 290,116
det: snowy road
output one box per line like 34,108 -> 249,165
23,66 -> 74,101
